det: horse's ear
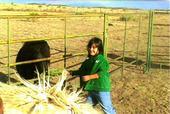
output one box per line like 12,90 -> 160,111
0,97 -> 3,114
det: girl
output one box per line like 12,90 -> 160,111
69,37 -> 116,114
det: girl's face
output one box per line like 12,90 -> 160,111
88,44 -> 99,56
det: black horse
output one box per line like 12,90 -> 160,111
16,40 -> 50,79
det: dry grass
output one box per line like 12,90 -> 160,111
0,69 -> 103,114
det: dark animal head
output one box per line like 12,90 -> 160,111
16,40 -> 50,79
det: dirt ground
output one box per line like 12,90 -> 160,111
0,4 -> 169,114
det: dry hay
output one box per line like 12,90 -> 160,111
0,69 -> 103,114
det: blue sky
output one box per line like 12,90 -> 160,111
0,0 -> 169,10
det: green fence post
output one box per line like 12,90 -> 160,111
7,17 -> 10,84
103,14 -> 108,58
121,16 -> 127,76
136,14 -> 141,67
145,10 -> 154,72
64,16 -> 67,68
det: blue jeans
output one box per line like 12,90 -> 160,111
87,91 -> 116,114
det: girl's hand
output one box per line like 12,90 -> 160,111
82,74 -> 99,82
82,75 -> 90,81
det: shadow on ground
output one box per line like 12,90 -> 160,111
108,53 -> 170,69
0,72 -> 18,83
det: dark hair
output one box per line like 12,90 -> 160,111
87,37 -> 103,57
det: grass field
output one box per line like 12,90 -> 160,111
0,3 -> 169,114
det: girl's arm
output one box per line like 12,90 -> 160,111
82,73 -> 99,81
68,70 -> 82,76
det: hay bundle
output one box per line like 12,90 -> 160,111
0,69 -> 103,114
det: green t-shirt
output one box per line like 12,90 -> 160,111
72,54 -> 111,91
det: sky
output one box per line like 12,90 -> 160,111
0,0 -> 170,10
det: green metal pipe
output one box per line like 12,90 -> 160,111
136,14 -> 142,67
103,14 -> 108,58
145,10 -> 154,73
0,33 -> 103,45
9,57 -> 51,67
5,52 -> 87,68
121,16 -> 127,76
64,16 -> 67,68
149,11 -> 154,70
7,17 -> 10,84
0,14 -> 104,19
145,13 -> 150,72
